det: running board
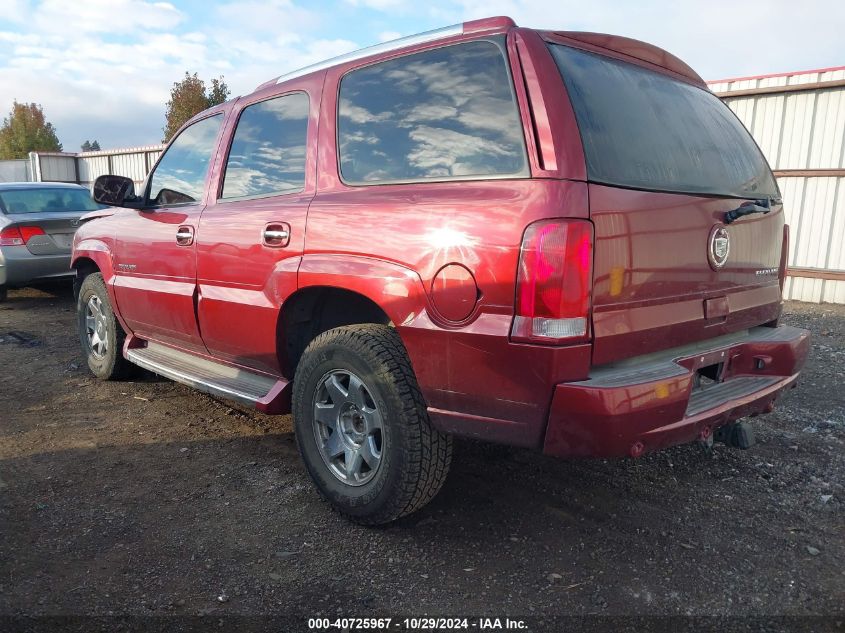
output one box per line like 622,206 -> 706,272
125,340 -> 290,413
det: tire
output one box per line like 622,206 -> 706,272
0,285 -> 6,302
77,272 -> 134,380
293,324 -> 452,525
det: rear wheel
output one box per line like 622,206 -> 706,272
0,285 -> 6,302
293,324 -> 452,525
77,273 -> 134,380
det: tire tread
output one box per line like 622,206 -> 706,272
294,324 -> 452,525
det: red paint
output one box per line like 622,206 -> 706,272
546,31 -> 706,87
72,16 -> 809,459
589,184 -> 785,365
543,328 -> 810,458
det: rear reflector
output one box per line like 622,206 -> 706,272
511,219 -> 593,344
0,226 -> 45,246
779,224 -> 789,292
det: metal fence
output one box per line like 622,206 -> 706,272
29,145 -> 165,189
0,159 -> 32,183
708,66 -> 845,304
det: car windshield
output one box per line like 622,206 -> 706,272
548,44 -> 779,199
0,187 -> 106,214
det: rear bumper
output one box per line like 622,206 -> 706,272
543,325 -> 810,458
0,246 -> 73,286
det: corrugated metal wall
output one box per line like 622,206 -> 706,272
709,67 -> 845,303
0,159 -> 32,182
30,146 -> 164,189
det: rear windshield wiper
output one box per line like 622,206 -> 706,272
724,198 -> 774,224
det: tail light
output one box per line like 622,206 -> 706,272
511,219 -> 593,344
0,226 -> 45,246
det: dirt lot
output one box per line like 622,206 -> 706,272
0,285 -> 843,629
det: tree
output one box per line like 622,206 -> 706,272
81,140 -> 101,152
0,101 -> 62,159
91,140 -> 101,151
163,72 -> 230,142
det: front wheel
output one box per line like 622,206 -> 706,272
77,273 -> 134,380
0,285 -> 7,302
293,324 -> 452,525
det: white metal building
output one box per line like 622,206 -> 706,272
26,145 -> 165,190
709,66 -> 845,304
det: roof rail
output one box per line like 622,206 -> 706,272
274,23 -> 462,85
266,16 -> 516,88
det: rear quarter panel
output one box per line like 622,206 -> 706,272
305,33 -> 593,445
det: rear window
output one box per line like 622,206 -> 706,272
0,188 -> 104,214
549,44 -> 778,199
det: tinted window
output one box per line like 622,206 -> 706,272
148,114 -> 222,205
0,188 -> 105,214
338,39 -> 527,184
221,93 -> 309,199
549,45 -> 778,199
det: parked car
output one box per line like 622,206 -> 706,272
73,16 -> 810,524
0,182 -> 104,301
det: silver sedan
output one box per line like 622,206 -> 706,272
0,182 -> 105,301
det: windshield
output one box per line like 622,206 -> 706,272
0,187 -> 105,214
549,44 -> 778,199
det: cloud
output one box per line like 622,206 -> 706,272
0,0 -> 843,154
32,0 -> 185,34
449,0 -> 845,79
0,0 -> 360,150
345,0 -> 406,9
0,0 -> 29,22
214,0 -> 318,36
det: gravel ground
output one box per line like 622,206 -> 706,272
0,285 -> 842,631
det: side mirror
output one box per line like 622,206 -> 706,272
92,175 -> 141,208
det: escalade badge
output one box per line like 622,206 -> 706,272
708,226 -> 730,269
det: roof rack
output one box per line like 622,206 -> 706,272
266,16 -> 516,88
273,23 -> 462,86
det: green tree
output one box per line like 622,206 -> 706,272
91,140 -> 101,151
0,101 -> 62,159
163,72 -> 230,142
81,140 -> 101,152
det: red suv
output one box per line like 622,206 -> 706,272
73,17 -> 809,524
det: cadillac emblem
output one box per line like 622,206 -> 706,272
708,226 -> 730,269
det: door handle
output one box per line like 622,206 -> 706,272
263,222 -> 291,247
176,226 -> 194,246
264,229 -> 289,241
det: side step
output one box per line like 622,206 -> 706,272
126,340 -> 290,413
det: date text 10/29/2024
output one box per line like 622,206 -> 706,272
308,618 -> 529,630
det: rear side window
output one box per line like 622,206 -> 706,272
337,38 -> 527,184
0,188 -> 104,214
148,114 -> 222,206
221,92 -> 309,199
549,45 -> 778,199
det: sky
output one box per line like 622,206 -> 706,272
1,0 -> 843,152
